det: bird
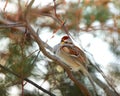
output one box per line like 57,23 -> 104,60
53,35 -> 97,96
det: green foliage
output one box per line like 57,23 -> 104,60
4,42 -> 35,80
0,84 -> 8,96
23,90 -> 43,96
0,0 -> 120,96
94,6 -> 110,22
0,29 -> 10,38
59,83 -> 83,96
0,29 -> 37,94
83,5 -> 111,26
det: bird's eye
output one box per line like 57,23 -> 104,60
65,41 -> 69,43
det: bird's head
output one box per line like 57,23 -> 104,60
61,36 -> 73,44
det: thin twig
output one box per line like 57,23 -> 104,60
91,73 -> 118,96
0,64 -> 56,96
88,59 -> 119,96
94,63 -> 119,96
25,3 -> 94,95
31,50 -> 40,65
0,23 -> 25,28
53,0 -> 63,23
26,20 -> 91,96
52,0 -> 70,36
3,0 -> 8,12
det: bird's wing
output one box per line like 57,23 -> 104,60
61,44 -> 88,66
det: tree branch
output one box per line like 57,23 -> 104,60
91,73 -> 119,96
0,16 -> 90,95
1,15 -> 119,96
88,59 -> 120,96
26,20 -> 91,96
0,64 -> 56,96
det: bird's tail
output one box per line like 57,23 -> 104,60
79,65 -> 97,96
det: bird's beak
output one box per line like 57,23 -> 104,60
61,41 -> 65,45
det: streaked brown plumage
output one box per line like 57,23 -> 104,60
54,36 -> 97,96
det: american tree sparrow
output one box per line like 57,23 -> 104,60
54,36 -> 97,95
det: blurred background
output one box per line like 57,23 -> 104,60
0,0 -> 120,96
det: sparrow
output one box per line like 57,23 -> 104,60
53,36 -> 97,96
53,36 -> 89,72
